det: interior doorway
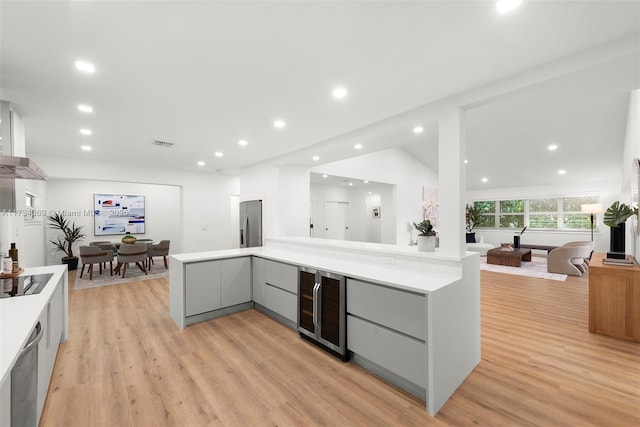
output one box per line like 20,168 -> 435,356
324,201 -> 349,240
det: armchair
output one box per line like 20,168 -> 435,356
547,241 -> 593,277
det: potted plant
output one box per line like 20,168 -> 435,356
413,219 -> 437,252
465,204 -> 481,243
46,212 -> 86,270
603,201 -> 637,253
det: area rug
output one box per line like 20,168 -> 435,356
74,265 -> 169,290
479,256 -> 567,282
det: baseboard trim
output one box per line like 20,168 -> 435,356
186,302 -> 254,326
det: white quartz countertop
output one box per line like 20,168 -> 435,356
0,265 -> 66,388
171,241 -> 463,294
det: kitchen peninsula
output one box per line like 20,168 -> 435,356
169,237 -> 480,415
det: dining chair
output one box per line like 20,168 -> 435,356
79,245 -> 115,280
116,242 -> 148,278
147,240 -> 170,270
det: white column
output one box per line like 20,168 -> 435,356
438,105 -> 465,257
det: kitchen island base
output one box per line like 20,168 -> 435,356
169,237 -> 480,416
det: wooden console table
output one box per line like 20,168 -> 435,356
589,253 -> 640,342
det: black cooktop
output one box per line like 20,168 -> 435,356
1,273 -> 54,298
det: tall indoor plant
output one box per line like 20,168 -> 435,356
413,219 -> 437,252
465,203 -> 481,243
603,201 -> 637,253
46,212 -> 86,270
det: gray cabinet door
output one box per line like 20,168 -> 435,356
221,257 -> 251,307
36,276 -> 65,424
265,260 -> 298,294
265,284 -> 297,322
252,257 -> 266,306
347,279 -> 426,340
185,261 -> 221,316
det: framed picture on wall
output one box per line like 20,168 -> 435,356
93,194 -> 146,235
372,206 -> 381,218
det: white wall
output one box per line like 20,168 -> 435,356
310,182 -> 395,244
0,178 -> 48,268
239,164 -> 310,240
312,147 -> 438,246
466,180 -> 621,254
622,89 -> 640,260
45,179 -> 181,265
32,155 -> 240,259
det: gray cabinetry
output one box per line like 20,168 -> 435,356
37,275 -> 64,422
0,375 -> 9,427
185,261 -> 221,316
185,257 -> 252,318
265,260 -> 297,294
252,257 -> 266,306
221,257 -> 251,307
263,259 -> 298,324
346,278 -> 427,396
348,279 -> 426,340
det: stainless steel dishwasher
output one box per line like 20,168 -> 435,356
11,321 -> 43,427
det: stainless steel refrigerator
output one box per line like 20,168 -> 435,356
239,200 -> 262,247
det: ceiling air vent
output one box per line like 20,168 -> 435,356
151,140 -> 174,148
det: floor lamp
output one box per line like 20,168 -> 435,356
581,203 -> 604,242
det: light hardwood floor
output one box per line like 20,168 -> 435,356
41,268 -> 639,426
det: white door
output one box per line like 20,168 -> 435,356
324,201 -> 349,240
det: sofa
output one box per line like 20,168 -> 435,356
547,241 -> 594,277
466,234 -> 494,256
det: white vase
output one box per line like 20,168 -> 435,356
417,235 -> 436,252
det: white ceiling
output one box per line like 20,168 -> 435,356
1,1 -> 638,191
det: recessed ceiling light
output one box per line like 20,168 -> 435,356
496,0 -> 522,15
312,156 -> 320,161
348,182 -> 353,186
322,174 -> 328,178
548,144 -> 558,151
464,159 -> 469,164
81,145 -> 92,151
78,104 -> 93,113
368,191 -> 372,195
558,169 -> 566,175
364,180 -> 369,183
74,60 -> 95,74
273,119 -> 286,129
482,177 -> 488,183
214,151 -> 223,157
80,128 -> 92,135
332,87 -> 348,99
354,143 -> 363,150
413,126 -> 424,134
238,139 -> 248,147
197,161 -> 205,166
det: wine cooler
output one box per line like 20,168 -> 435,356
298,267 -> 348,361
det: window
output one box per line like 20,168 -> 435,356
25,193 -> 35,208
475,200 -> 496,228
529,198 -> 558,229
499,200 -> 524,228
24,191 -> 40,224
473,195 -> 597,231
563,196 -> 597,229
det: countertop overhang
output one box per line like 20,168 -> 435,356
170,237 -> 477,294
